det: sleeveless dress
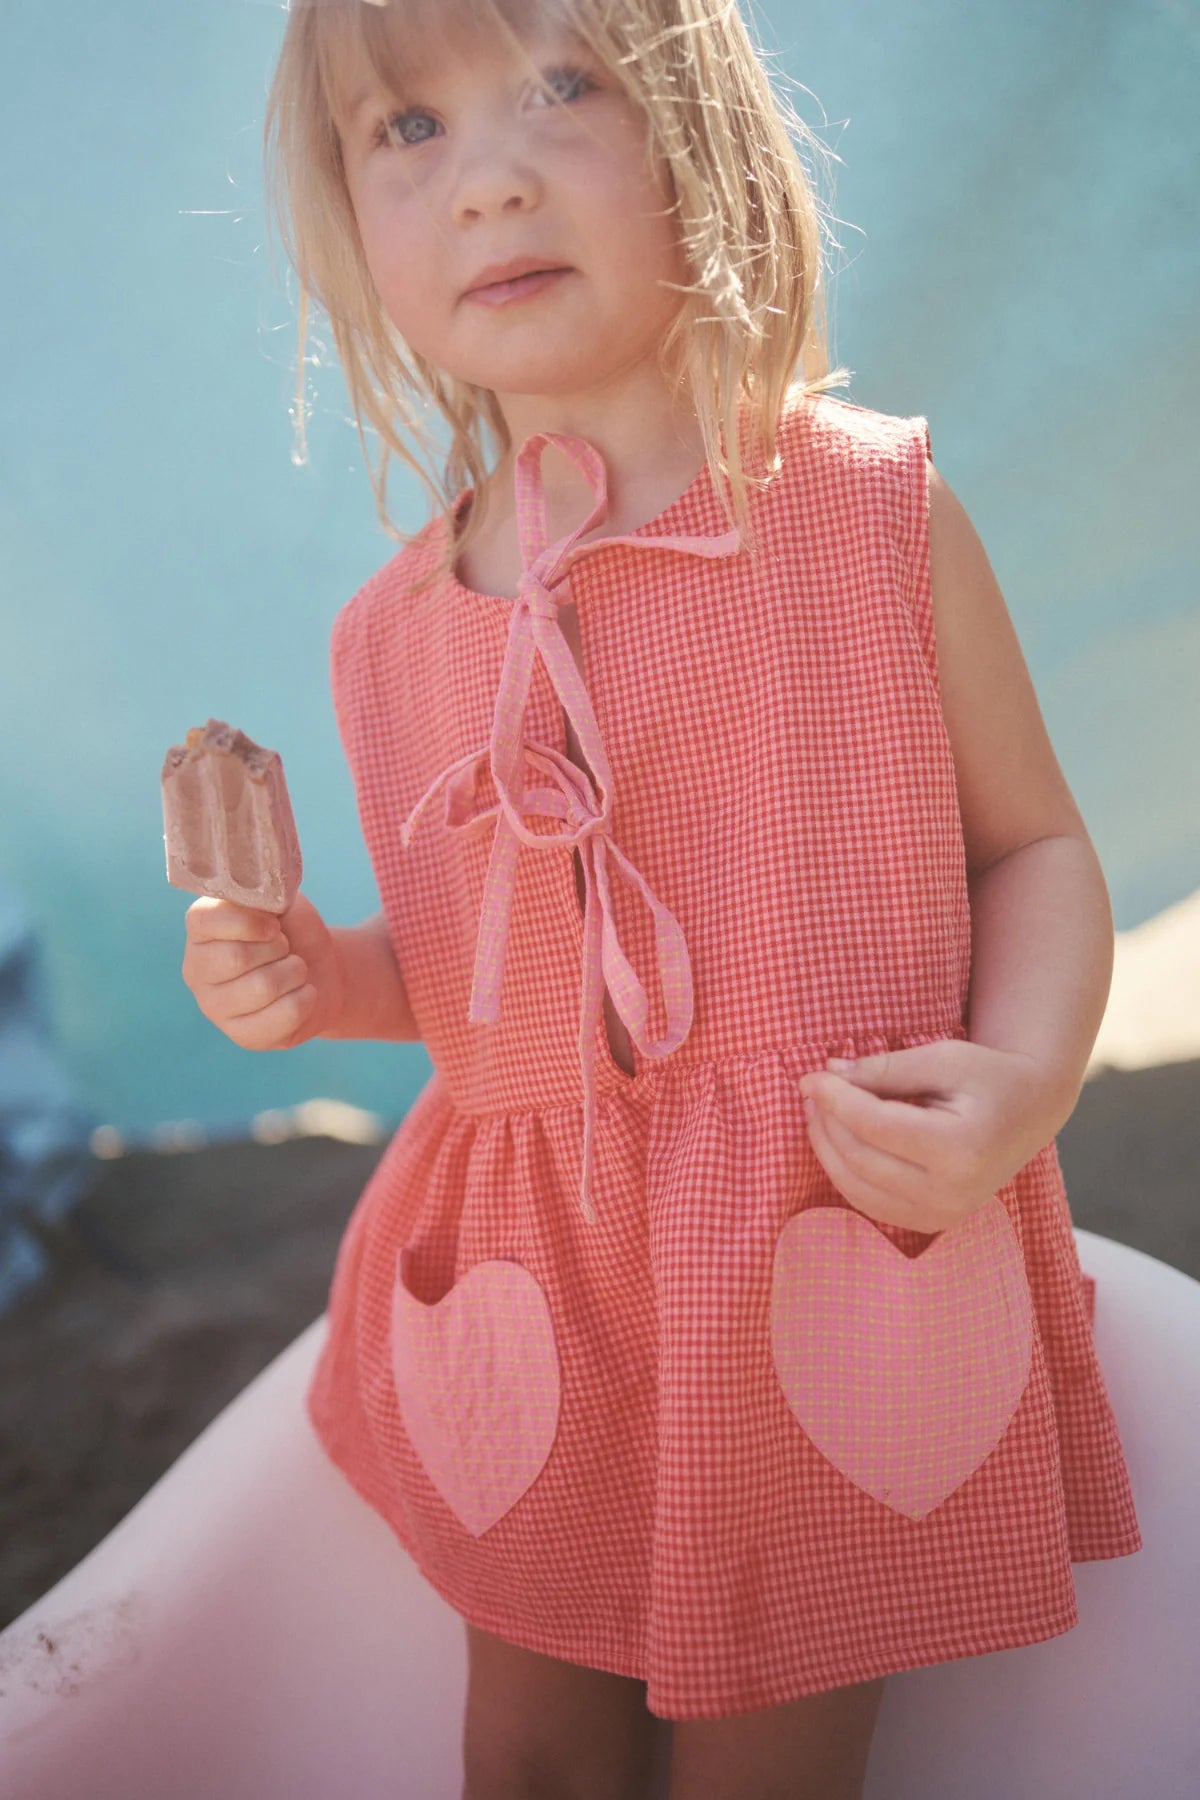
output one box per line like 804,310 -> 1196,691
305,389 -> 1142,1720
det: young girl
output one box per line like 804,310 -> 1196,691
182,1 -> 1142,1794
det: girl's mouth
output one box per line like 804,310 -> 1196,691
466,268 -> 573,306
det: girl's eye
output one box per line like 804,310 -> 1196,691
377,64 -> 596,150
532,65 -> 597,108
380,109 -> 437,150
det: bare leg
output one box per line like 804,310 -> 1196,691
666,1676 -> 887,1800
460,1621 -> 662,1800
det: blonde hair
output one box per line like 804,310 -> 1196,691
264,0 -> 851,586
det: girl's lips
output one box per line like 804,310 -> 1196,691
466,267 -> 573,306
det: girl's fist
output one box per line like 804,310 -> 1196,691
798,1039 -> 1063,1234
180,892 -> 346,1051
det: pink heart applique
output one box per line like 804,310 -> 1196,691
390,1249 -> 562,1537
770,1195 -> 1033,1520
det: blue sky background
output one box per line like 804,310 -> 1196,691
1,0 -> 1197,1139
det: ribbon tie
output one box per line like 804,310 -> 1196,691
400,431 -> 743,1224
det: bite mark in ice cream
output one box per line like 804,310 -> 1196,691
162,719 -> 302,914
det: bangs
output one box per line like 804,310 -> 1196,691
266,0 -> 844,565
307,0 -> 593,132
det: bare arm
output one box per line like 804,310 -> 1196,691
965,836 -> 1113,1137
794,467 -> 1117,1231
321,910 -> 420,1042
929,465 -> 1112,1130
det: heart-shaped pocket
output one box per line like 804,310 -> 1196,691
390,1248 -> 561,1537
770,1195 -> 1032,1520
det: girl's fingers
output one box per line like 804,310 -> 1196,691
803,1101 -> 917,1231
182,933 -> 289,995
223,954 -> 309,1020
805,1073 -> 952,1167
241,984 -> 317,1042
815,1100 -> 924,1193
187,897 -> 282,943
203,935 -> 291,985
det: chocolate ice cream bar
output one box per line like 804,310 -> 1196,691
162,719 -> 302,913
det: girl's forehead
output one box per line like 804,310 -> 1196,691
314,0 -> 587,119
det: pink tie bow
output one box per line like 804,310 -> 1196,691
400,431 -> 743,1224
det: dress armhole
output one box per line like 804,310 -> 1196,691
329,582 -> 419,1032
330,591 -> 392,908
898,416 -> 940,702
330,597 -> 370,785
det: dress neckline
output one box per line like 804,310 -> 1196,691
442,443 -> 718,607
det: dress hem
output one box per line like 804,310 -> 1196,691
305,1391 -> 1141,1723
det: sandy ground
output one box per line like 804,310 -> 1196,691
1,1058 -> 1197,1633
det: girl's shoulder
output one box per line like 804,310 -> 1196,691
770,388 -> 933,543
330,509 -> 455,662
778,390 -> 937,684
327,510 -> 457,748
780,386 -> 931,472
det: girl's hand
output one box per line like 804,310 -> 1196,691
797,1039 -> 1063,1235
181,892 -> 347,1052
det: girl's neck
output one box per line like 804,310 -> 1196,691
453,434 -> 707,602
475,422 -> 708,545
475,374 -> 710,536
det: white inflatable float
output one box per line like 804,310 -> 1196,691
1,1227 -> 1196,1799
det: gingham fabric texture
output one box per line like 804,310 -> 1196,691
305,390 -> 1142,1720
396,428 -> 743,1226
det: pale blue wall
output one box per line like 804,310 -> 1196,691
2,0 -> 1196,1138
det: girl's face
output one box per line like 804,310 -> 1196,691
336,18 -> 691,411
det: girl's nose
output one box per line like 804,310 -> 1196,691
449,128 -> 543,223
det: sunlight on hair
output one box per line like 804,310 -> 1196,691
290,283 -> 311,468
264,0 -> 853,579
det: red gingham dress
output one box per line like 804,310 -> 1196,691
305,389 -> 1142,1720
